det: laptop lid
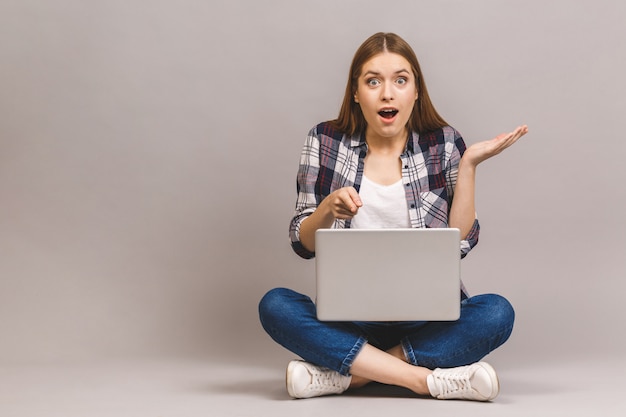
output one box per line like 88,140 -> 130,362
315,228 -> 460,321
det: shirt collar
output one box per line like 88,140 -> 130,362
407,130 -> 419,153
348,131 -> 367,149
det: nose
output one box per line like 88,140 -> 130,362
381,82 -> 394,101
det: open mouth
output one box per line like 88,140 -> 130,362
378,109 -> 399,119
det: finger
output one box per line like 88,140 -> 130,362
338,194 -> 359,213
346,187 -> 363,208
513,125 -> 528,138
519,125 -> 529,137
502,126 -> 527,144
497,127 -> 527,152
490,133 -> 514,151
488,135 -> 517,156
500,135 -> 521,151
498,125 -> 527,142
508,126 -> 528,144
334,204 -> 358,218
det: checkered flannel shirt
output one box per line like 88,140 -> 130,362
289,121 -> 480,261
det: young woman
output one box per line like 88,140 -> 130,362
259,32 -> 528,401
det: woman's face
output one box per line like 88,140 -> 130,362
354,52 -> 418,143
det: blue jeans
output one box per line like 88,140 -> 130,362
258,287 -> 514,376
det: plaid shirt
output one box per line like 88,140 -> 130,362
289,121 -> 480,261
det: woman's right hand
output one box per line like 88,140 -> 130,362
320,187 -> 363,220
299,186 -> 363,252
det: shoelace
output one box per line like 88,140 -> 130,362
434,370 -> 472,396
308,368 -> 346,393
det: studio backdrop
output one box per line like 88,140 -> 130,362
0,0 -> 624,366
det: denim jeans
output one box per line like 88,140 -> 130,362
259,287 -> 514,376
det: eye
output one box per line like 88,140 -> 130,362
366,78 -> 381,87
396,77 -> 408,85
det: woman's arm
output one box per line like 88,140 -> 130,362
448,161 -> 478,240
290,125 -> 364,257
299,187 -> 362,252
448,125 -> 528,239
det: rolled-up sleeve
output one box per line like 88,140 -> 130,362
459,218 -> 480,258
289,129 -> 320,259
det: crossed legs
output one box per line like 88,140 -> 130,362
259,287 -> 514,400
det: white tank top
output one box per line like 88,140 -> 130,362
350,175 -> 410,229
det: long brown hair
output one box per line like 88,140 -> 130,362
331,32 -> 448,136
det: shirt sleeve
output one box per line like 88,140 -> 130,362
289,127 -> 320,259
446,127 -> 480,259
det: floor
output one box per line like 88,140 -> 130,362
1,354 -> 624,417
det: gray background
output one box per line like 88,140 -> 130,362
1,0 -> 624,373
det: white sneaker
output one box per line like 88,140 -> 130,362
426,362 -> 500,401
286,360 -> 352,399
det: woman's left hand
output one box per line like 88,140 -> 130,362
462,125 -> 528,167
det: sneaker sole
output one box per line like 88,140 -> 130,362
286,360 -> 300,399
477,362 -> 500,401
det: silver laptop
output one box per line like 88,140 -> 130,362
315,228 -> 461,321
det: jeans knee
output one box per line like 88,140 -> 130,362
259,287 -> 307,330
494,294 -> 515,326
259,287 -> 288,323
470,293 -> 515,330
483,293 -> 515,338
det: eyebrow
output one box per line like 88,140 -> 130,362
362,69 -> 411,77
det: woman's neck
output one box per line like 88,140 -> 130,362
365,129 -> 408,155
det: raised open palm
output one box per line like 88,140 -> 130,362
463,125 -> 528,167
